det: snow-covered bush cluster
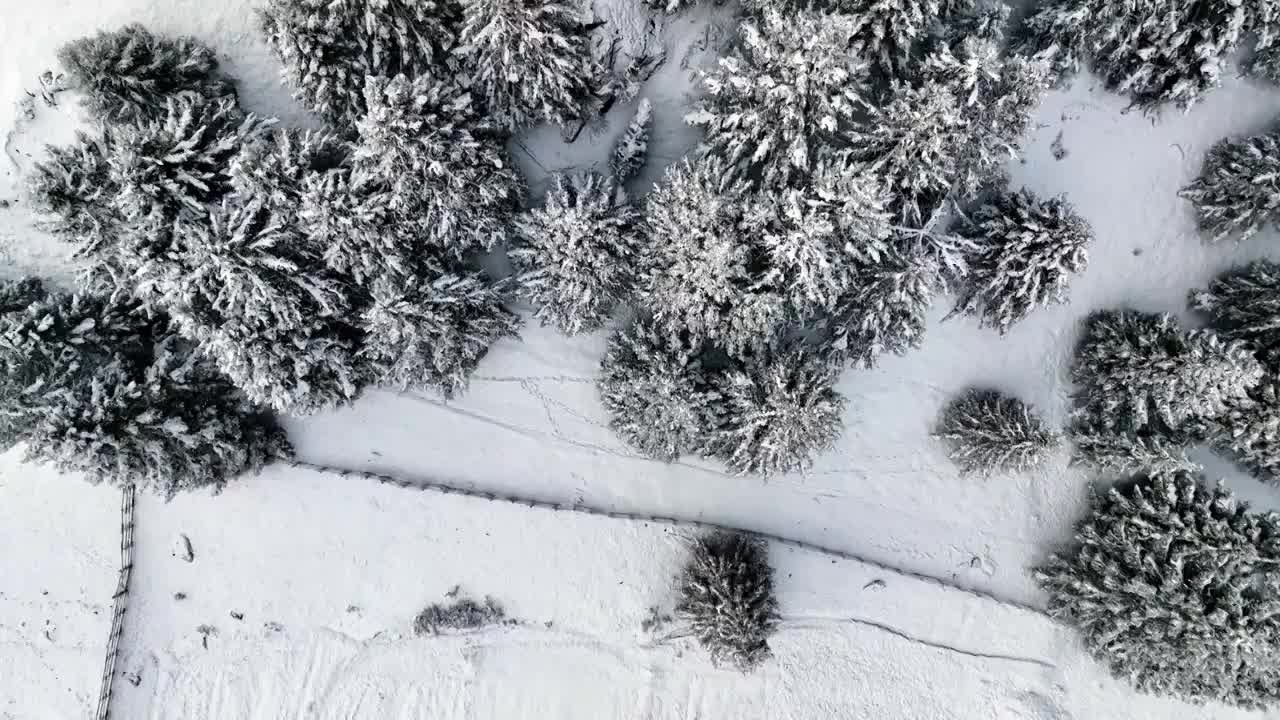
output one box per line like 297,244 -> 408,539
935,388 -> 1058,475
676,531 -> 780,671
1039,472 -> 1280,708
1016,0 -> 1280,110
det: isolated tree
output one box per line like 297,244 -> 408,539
259,0 -> 459,125
1071,310 -> 1263,434
709,344 -> 846,475
676,531 -> 780,671
349,74 -> 525,258
1038,472 -> 1280,707
0,290 -> 289,497
1181,131 -> 1280,243
642,158 -> 787,353
935,388 -> 1059,474
1192,260 -> 1280,367
951,188 -> 1092,333
456,0 -> 603,129
512,172 -> 642,335
357,270 -> 520,397
685,8 -> 867,187
611,98 -> 652,182
157,199 -> 361,415
58,23 -> 234,123
826,248 -> 936,367
597,317 -> 719,461
1017,0 -> 1274,110
26,132 -> 121,259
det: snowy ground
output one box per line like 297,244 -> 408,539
5,0 -> 1280,718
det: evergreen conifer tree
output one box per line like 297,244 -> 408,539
26,132 -> 121,259
1038,472 -> 1280,708
677,531 -> 780,671
935,388 -> 1059,474
1181,131 -> 1280,243
611,98 -> 652,182
1191,260 -> 1280,368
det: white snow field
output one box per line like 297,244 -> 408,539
5,0 -> 1280,718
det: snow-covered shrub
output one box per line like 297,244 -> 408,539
26,132 -> 121,258
414,593 -> 508,635
512,172 -> 642,335
1038,472 -> 1280,708
1192,260 -> 1280,367
685,8 -> 867,187
935,388 -> 1058,474
357,270 -> 520,397
643,0 -> 697,13
259,0 -> 458,125
109,95 -> 266,223
1016,0 -> 1277,110
348,74 -> 525,258
826,248 -> 935,367
456,0 -> 603,129
597,317 -> 719,461
849,31 -> 1046,224
950,188 -> 1092,333
1180,131 -> 1280,243
1070,310 -> 1263,435
158,199 -> 361,415
0,290 -> 289,497
709,344 -> 846,475
1208,380 -> 1280,483
641,158 -> 788,352
57,23 -> 234,123
676,531 -> 780,671
611,98 -> 652,182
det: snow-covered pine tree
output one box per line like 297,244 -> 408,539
1070,310 -> 1263,434
0,277 -> 46,316
1180,130 -> 1280,243
357,269 -> 521,397
0,277 -> 50,450
685,8 -> 867,187
157,198 -> 361,415
950,188 -> 1092,333
346,74 -> 525,261
1038,472 -> 1280,707
1192,260 -> 1280,368
456,0 -> 603,130
934,388 -> 1059,474
597,317 -> 719,461
229,128 -> 348,217
708,343 -> 846,475
611,98 -> 652,182
26,132 -> 121,260
1068,416 -> 1200,475
1016,0 -> 1273,110
641,157 -> 788,353
259,0 -> 460,126
57,23 -> 235,123
825,247 -> 936,367
1207,380 -> 1280,483
511,172 -> 642,335
676,531 -> 780,671
0,290 -> 290,497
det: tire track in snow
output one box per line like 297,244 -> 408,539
289,460 -> 1051,618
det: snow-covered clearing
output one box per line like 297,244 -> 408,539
4,0 -> 1280,718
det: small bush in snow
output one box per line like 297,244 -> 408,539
57,23 -> 234,123
709,344 -> 846,476
611,98 -> 652,182
414,593 -> 509,635
1192,260 -> 1280,368
259,0 -> 458,126
457,0 -> 603,129
677,531 -> 780,672
1016,0 -> 1278,111
686,8 -> 867,187
512,172 -> 642,335
950,188 -> 1092,333
597,317 -> 719,461
0,290 -> 289,497
1180,130 -> 1280,243
935,388 -> 1058,474
1038,472 -> 1280,708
